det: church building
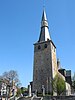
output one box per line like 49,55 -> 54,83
32,9 -> 72,95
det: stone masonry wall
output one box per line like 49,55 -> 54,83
43,96 -> 75,100
33,40 -> 57,94
18,96 -> 75,100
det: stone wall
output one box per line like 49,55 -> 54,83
18,97 -> 43,100
43,96 -> 75,100
33,41 -> 54,93
18,96 -> 75,100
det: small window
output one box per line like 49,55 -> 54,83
44,44 -> 47,48
41,69 -> 43,72
54,48 -> 55,52
47,38 -> 49,41
47,58 -> 49,61
35,77 -> 37,80
38,45 -> 41,50
36,70 -> 37,73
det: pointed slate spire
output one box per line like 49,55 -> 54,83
39,9 -> 51,42
42,9 -> 47,21
41,9 -> 48,27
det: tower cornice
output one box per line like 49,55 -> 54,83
34,40 -> 56,48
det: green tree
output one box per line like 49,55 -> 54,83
53,73 -> 66,95
16,87 -> 28,97
72,72 -> 75,91
16,88 -> 21,97
21,87 -> 28,94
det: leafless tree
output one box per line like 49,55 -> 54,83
2,70 -> 21,87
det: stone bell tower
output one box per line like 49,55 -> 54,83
33,9 -> 58,94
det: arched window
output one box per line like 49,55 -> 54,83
38,45 -> 41,50
44,44 -> 47,48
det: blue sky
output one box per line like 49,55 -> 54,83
0,0 -> 75,87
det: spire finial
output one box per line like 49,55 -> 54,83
41,9 -> 48,26
43,0 -> 45,10
43,0 -> 45,9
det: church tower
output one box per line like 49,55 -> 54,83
33,9 -> 58,94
